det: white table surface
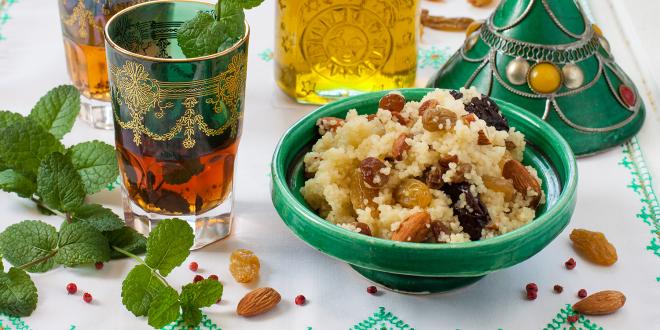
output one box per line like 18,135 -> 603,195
1,0 -> 659,329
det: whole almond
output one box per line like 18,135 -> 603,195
392,133 -> 411,161
502,159 -> 541,207
572,290 -> 626,315
236,287 -> 281,317
391,211 -> 431,242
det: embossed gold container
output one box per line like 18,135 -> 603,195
58,0 -> 151,129
105,0 -> 249,249
275,0 -> 420,104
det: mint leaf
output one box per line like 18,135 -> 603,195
1,257 -> 3,271
0,220 -> 57,273
0,119 -> 64,175
0,267 -> 38,316
28,85 -> 80,139
105,227 -> 147,259
219,1 -> 245,39
181,304 -> 202,326
0,169 -> 37,198
180,279 -> 223,308
177,12 -> 226,58
147,287 -> 180,328
54,222 -> 110,266
73,204 -> 124,232
144,219 -> 193,276
0,111 -> 25,128
122,264 -> 167,316
67,141 -> 119,194
37,152 -> 85,212
235,0 -> 265,9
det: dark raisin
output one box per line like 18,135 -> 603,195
359,157 -> 389,188
465,95 -> 509,131
441,183 -> 491,240
449,90 -> 463,100
423,165 -> 445,189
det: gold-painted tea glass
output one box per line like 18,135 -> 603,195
105,0 -> 249,249
58,0 -> 150,129
275,0 -> 420,104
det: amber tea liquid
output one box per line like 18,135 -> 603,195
63,37 -> 111,101
117,135 -> 238,216
275,0 -> 419,104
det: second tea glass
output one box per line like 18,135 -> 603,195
105,0 -> 249,249
58,0 -> 151,129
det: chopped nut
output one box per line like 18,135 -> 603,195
392,133 -> 411,161
316,117 -> 344,134
477,130 -> 491,145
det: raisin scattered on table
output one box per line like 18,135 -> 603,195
569,229 -> 618,266
230,249 -> 261,283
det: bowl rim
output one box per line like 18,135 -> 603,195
271,88 -> 578,251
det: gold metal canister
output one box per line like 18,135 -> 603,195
275,0 -> 419,104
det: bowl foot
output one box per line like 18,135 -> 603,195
350,265 -> 485,294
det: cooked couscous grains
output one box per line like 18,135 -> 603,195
301,88 -> 544,243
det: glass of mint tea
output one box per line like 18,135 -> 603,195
104,0 -> 249,249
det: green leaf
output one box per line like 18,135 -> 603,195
161,158 -> 205,185
219,1 -> 246,39
0,267 -> 38,317
147,287 -> 180,328
0,220 -> 57,273
0,119 -> 64,175
180,279 -> 223,308
105,227 -> 147,259
73,204 -> 124,232
54,222 -> 110,266
67,141 -> 119,194
0,257 -> 3,271
0,169 -> 37,198
181,304 -> 202,326
177,11 -> 226,58
122,264 -> 167,317
37,152 -> 86,212
236,0 -> 265,9
144,219 -> 193,276
28,85 -> 80,139
0,111 -> 25,127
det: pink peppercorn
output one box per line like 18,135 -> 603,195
193,275 -> 204,283
367,286 -> 378,294
94,262 -> 104,270
526,290 -> 537,300
66,283 -> 77,294
553,285 -> 563,293
578,289 -> 587,298
189,261 -> 199,272
295,295 -> 306,306
83,292 -> 92,303
565,258 -> 576,270
208,274 -> 219,281
525,283 -> 538,292
567,314 -> 579,323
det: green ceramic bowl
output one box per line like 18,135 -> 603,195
271,88 -> 578,293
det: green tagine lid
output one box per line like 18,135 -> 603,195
428,0 -> 645,156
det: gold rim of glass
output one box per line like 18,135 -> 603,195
104,0 -> 250,63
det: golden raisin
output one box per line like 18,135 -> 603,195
418,99 -> 438,116
482,175 -> 515,202
350,172 -> 379,218
422,107 -> 457,132
379,93 -> 406,112
359,157 -> 389,188
229,249 -> 261,283
569,229 -> 618,266
395,178 -> 432,208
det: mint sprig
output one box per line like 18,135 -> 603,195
176,0 -> 264,58
118,219 -> 223,328
0,85 -> 147,317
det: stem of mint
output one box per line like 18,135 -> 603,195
113,246 -> 170,288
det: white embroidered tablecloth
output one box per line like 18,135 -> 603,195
1,0 -> 660,329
